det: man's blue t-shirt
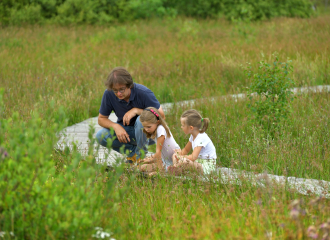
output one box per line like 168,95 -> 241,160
99,83 -> 160,126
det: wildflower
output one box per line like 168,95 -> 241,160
307,226 -> 318,239
0,147 -> 8,160
256,199 -> 262,205
290,208 -> 300,219
279,223 -> 285,228
308,232 -> 318,239
320,223 -> 329,229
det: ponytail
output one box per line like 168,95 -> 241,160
181,109 -> 210,133
200,118 -> 209,133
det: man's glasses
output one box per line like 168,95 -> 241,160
112,87 -> 127,94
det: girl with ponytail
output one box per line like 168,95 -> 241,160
173,109 -> 217,175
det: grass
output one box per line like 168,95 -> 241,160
0,15 -> 329,125
166,92 -> 330,181
109,174 -> 330,240
1,13 -> 330,239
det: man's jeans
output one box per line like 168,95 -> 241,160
95,116 -> 154,159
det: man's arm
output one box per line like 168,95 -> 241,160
140,87 -> 165,119
98,113 -> 130,143
98,113 -> 119,129
122,106 -> 165,125
122,108 -> 142,126
158,105 -> 165,119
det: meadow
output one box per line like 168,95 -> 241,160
1,15 -> 329,125
1,13 -> 330,239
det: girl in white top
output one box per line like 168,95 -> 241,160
173,109 -> 217,175
139,107 -> 180,176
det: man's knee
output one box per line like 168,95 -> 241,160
95,129 -> 105,142
134,116 -> 148,146
134,116 -> 144,134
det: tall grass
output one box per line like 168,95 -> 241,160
1,15 -> 330,239
111,175 -> 330,239
0,16 -> 329,125
166,92 -> 330,181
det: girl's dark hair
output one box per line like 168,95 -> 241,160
181,109 -> 209,133
140,107 -> 171,139
105,67 -> 134,90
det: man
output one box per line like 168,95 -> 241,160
96,67 -> 165,164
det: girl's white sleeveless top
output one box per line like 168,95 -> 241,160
153,125 -> 180,168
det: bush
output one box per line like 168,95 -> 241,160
0,89 -> 130,239
0,0 -> 315,25
9,4 -> 44,24
222,0 -> 313,21
56,0 -> 114,24
128,0 -> 177,19
163,0 -> 223,18
246,55 -> 295,137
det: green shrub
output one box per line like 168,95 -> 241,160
9,4 -> 44,24
128,0 -> 177,19
56,0 -> 110,24
163,0 -> 223,18
0,90 -> 130,239
0,0 -> 315,25
223,0 -> 313,21
246,55 -> 295,137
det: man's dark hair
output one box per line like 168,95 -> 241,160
105,67 -> 134,90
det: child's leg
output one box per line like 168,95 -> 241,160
140,161 -> 165,174
174,156 -> 203,174
140,163 -> 158,172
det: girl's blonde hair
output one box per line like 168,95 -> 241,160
140,107 -> 171,139
181,109 -> 209,133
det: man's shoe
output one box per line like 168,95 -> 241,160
125,154 -> 142,165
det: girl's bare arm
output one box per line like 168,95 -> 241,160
179,141 -> 192,156
141,135 -> 165,164
185,146 -> 202,161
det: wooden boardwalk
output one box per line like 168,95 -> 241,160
57,85 -> 330,198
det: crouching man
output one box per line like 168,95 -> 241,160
96,67 -> 165,164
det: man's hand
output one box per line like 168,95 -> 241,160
113,124 -> 130,143
123,108 -> 140,126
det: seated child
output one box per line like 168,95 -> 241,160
139,107 -> 180,176
172,109 -> 217,175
